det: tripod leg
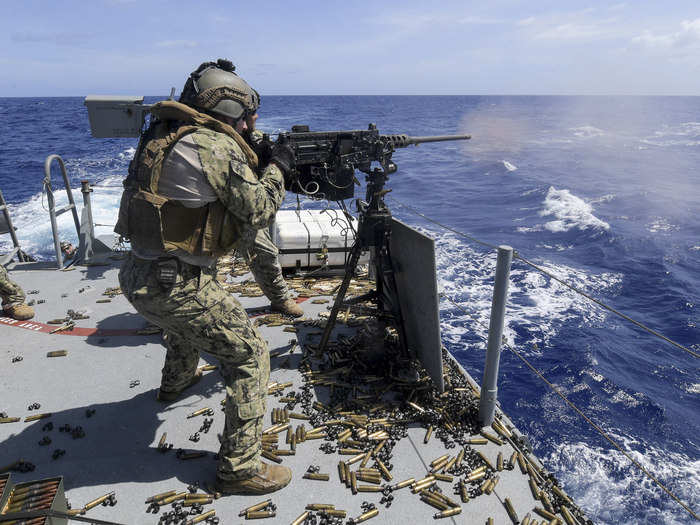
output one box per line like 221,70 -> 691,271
317,239 -> 364,354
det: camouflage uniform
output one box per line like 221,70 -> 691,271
236,227 -> 290,304
119,125 -> 285,481
0,264 -> 25,309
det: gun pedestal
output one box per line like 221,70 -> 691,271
318,165 -> 409,360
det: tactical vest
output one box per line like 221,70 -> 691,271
115,101 -> 258,258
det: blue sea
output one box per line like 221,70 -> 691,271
1,96 -> 698,524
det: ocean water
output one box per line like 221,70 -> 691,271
1,95 -> 698,524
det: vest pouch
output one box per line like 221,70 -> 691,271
127,190 -> 168,252
114,187 -> 135,237
161,200 -> 208,255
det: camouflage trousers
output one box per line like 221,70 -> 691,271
0,264 -> 25,308
236,227 -> 290,304
118,253 -> 270,480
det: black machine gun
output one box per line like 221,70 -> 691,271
268,124 -> 470,200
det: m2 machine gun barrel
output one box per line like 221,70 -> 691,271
277,124 -> 470,201
382,134 -> 471,148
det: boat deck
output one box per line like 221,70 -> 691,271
0,247 -> 587,525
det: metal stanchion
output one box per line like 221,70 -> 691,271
479,245 -> 513,427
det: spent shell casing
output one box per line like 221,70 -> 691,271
24,413 -> 52,422
46,350 -> 68,357
541,492 -> 554,512
339,448 -> 364,455
178,451 -> 207,460
479,478 -> 491,494
285,426 -> 293,444
487,475 -> 500,494
372,440 -> 387,456
509,451 -> 518,469
522,514 -> 531,525
303,473 -> 329,481
347,452 -> 366,465
161,492 -> 188,504
338,462 -> 346,483
424,426 -> 433,444
350,472 -> 357,494
274,449 -> 295,456
158,433 -> 167,449
360,451 -> 372,468
239,499 -> 272,516
187,407 -> 212,419
261,450 -> 282,464
504,497 -> 519,524
466,438 -> 488,445
198,364 -> 217,372
0,417 -> 21,424
455,448 -> 465,467
481,430 -> 503,446
186,509 -> 215,525
355,508 -> 379,523
289,412 -> 310,420
465,466 -> 487,481
374,458 -> 392,481
246,510 -> 276,519
459,482 -> 469,503
433,473 -> 453,482
144,490 -> 177,503
183,498 -> 212,506
391,478 -> 415,490
497,452 -> 504,471
305,504 -> 335,510
477,451 -> 495,471
517,451 -> 527,473
487,517 -> 494,525
420,494 -> 449,511
326,509 -> 347,518
493,419 -> 513,439
357,485 -> 382,492
291,511 -> 310,525
83,491 -> 116,511
411,480 -> 436,493
443,456 -> 457,473
534,507 -> 557,520
434,507 -> 462,519
430,454 -> 449,467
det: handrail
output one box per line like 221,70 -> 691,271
0,188 -> 27,264
43,155 -> 81,269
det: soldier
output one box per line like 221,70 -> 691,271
116,59 -> 294,495
0,265 -> 34,320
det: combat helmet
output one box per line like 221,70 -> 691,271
179,59 -> 259,121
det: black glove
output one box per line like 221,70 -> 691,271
250,133 -> 273,169
269,139 -> 296,178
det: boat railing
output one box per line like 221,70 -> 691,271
0,188 -> 28,266
43,155 -> 81,269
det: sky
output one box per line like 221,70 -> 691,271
1,0 -> 699,96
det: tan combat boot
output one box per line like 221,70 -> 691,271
156,369 -> 203,402
215,462 -> 292,495
3,303 -> 35,321
270,298 -> 303,318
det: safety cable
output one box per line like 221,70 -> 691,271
439,291 -> 699,521
389,197 -> 699,360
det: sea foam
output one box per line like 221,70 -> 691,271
540,187 -> 610,233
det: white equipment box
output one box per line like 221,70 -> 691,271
272,210 -> 368,270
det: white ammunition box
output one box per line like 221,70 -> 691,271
273,210 -> 368,269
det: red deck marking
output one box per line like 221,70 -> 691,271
0,297 -> 310,337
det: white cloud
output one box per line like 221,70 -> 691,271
632,18 -> 700,50
517,17 -> 536,27
535,22 -> 604,40
155,40 -> 198,49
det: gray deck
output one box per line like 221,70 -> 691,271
0,250 -> 581,525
